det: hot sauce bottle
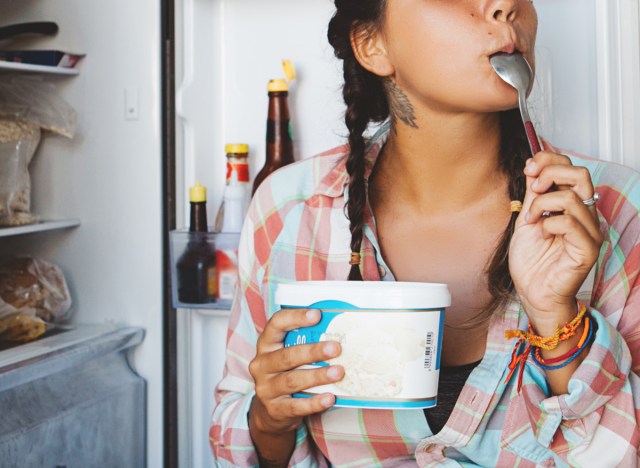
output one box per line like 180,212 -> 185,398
252,60 -> 296,195
215,144 -> 250,232
176,181 -> 216,304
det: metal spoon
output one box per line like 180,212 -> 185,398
490,52 -> 542,155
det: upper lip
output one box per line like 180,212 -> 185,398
490,42 -> 519,56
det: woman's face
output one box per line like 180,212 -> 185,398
378,0 -> 538,115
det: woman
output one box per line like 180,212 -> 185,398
211,0 -> 640,466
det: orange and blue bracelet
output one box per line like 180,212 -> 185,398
532,316 -> 594,371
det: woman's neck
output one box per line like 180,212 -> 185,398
373,111 -> 506,216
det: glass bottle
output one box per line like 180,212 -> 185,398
176,181 -> 216,304
252,61 -> 296,195
215,143 -> 250,232
215,166 -> 248,303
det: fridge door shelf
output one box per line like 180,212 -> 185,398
0,219 -> 80,238
170,229 -> 240,310
0,60 -> 80,75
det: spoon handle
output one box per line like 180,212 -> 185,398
524,120 -> 542,155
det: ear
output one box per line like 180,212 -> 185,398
350,24 -> 394,77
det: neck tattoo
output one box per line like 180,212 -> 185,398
384,79 -> 419,131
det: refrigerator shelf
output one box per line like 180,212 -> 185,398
0,219 -> 81,237
0,60 -> 80,75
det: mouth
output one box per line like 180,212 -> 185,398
488,40 -> 528,62
491,43 -> 518,56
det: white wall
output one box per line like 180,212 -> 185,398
0,1 -> 164,466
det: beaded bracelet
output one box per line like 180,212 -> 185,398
532,317 -> 594,371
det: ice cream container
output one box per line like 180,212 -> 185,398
275,281 -> 451,410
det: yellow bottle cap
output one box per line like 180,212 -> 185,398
189,181 -> 206,203
225,143 -> 249,154
267,79 -> 289,92
267,59 -> 296,92
282,59 -> 296,82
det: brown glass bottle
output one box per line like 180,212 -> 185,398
252,80 -> 294,195
177,182 -> 217,304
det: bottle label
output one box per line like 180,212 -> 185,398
226,162 -> 249,183
216,249 -> 238,300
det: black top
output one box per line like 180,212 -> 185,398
423,360 -> 481,434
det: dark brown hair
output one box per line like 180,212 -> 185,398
327,0 -> 530,315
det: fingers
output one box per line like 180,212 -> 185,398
257,364 -> 345,401
524,190 -> 603,242
518,152 -> 572,227
266,340 -> 341,374
529,164 -> 594,202
257,308 -> 321,354
517,151 -> 599,229
535,214 -> 602,266
260,392 -> 337,426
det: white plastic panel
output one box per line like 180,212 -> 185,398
533,0 -> 600,156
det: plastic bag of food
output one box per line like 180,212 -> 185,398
0,256 -> 73,342
0,75 -> 77,138
0,75 -> 77,227
0,119 -> 41,226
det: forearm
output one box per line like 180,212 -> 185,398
249,398 -> 297,467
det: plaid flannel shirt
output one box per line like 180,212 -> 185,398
211,123 -> 640,467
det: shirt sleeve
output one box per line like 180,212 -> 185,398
209,182 -> 326,467
521,208 -> 640,466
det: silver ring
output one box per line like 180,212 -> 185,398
582,192 -> 600,207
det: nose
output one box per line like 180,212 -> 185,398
487,0 -> 518,23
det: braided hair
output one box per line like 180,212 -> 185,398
327,1 -> 530,313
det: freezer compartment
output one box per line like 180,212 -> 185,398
170,230 -> 240,310
0,324 -> 145,467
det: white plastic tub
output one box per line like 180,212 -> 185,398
275,281 -> 451,410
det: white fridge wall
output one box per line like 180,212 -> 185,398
0,1 -> 164,466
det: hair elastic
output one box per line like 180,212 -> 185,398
349,252 -> 361,266
510,201 -> 523,213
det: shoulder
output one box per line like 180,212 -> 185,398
558,148 -> 640,242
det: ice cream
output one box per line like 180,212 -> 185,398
275,280 -> 451,410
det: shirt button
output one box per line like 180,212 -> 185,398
378,265 -> 387,277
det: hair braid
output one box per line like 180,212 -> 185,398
485,109 -> 529,311
328,5 -> 389,281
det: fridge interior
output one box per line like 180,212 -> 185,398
0,0 -> 164,466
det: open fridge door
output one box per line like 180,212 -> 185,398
173,0 -> 640,466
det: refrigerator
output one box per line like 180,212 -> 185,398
1,0 -> 639,467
